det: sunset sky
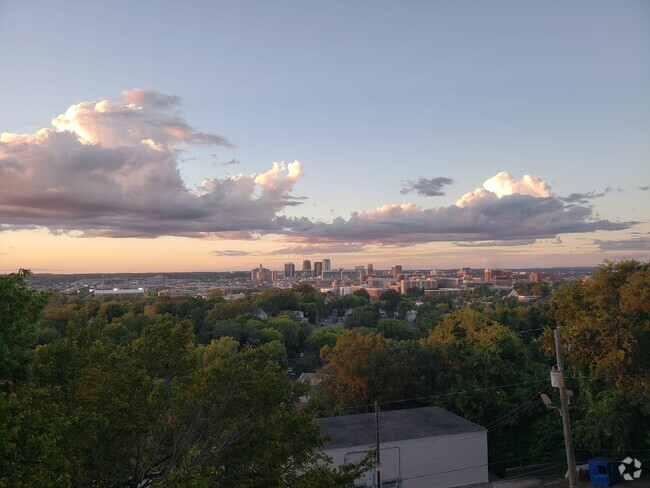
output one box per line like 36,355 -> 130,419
1,1 -> 649,273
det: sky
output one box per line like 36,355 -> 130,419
1,0 -> 649,273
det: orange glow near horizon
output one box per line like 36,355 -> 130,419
2,228 -> 648,274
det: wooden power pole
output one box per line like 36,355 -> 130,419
375,401 -> 381,488
554,327 -> 577,488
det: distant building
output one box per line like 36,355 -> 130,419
400,278 -> 437,294
320,406 -> 488,488
322,269 -> 340,280
322,258 -> 331,271
284,262 -> 295,278
313,261 -> 323,278
251,264 -> 272,282
371,277 -> 393,289
340,269 -> 362,283
257,309 -> 269,320
425,288 -> 466,297
302,259 -> 312,277
484,268 -> 512,283
437,277 -> 461,288
91,288 -> 145,296
367,263 -> 374,276
457,267 -> 472,278
507,289 -> 542,303
390,265 -> 403,281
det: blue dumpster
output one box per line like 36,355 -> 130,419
588,457 -> 620,486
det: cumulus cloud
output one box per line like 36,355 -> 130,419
0,95 -> 637,250
456,172 -> 550,207
51,89 -> 233,148
594,237 -> 650,251
401,177 -> 454,196
0,90 -> 304,238
274,172 -> 633,246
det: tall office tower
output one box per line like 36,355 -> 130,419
314,261 -> 323,277
367,263 -> 374,276
354,265 -> 366,281
302,259 -> 311,272
284,262 -> 295,278
322,258 -> 331,271
391,265 -> 403,281
484,268 -> 492,282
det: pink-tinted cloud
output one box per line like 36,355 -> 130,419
0,91 -> 304,238
274,172 -> 633,245
51,89 -> 233,148
456,172 -> 550,207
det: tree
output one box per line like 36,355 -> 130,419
421,308 -> 551,463
306,326 -> 345,355
268,316 -> 301,357
352,288 -> 370,300
379,289 -> 401,314
316,330 -> 436,411
376,319 -> 416,341
345,305 -> 379,329
0,269 -> 50,388
255,289 -> 299,316
546,259 -> 650,454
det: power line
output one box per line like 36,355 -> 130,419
484,386 -> 550,430
488,399 -> 543,432
315,377 -> 550,416
488,398 -> 545,432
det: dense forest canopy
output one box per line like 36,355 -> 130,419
1,260 -> 648,486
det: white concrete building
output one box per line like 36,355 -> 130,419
319,406 -> 488,488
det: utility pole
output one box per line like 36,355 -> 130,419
375,401 -> 381,488
554,327 -> 577,488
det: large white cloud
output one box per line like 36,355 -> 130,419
274,173 -> 633,246
455,172 -> 550,207
0,91 -> 634,245
0,90 -> 303,238
50,89 -> 232,148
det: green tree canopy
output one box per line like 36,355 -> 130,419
0,269 -> 50,387
546,259 -> 650,454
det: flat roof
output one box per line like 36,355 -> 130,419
319,406 -> 485,450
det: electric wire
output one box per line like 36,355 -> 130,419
484,386 -> 550,430
487,398 -> 544,432
314,377 -> 550,416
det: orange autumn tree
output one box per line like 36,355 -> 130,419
315,330 -> 437,412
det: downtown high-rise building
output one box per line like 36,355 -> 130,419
322,258 -> 331,271
284,262 -> 295,278
391,264 -> 403,281
314,261 -> 323,277
367,263 -> 374,276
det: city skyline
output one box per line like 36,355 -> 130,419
1,1 -> 649,273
